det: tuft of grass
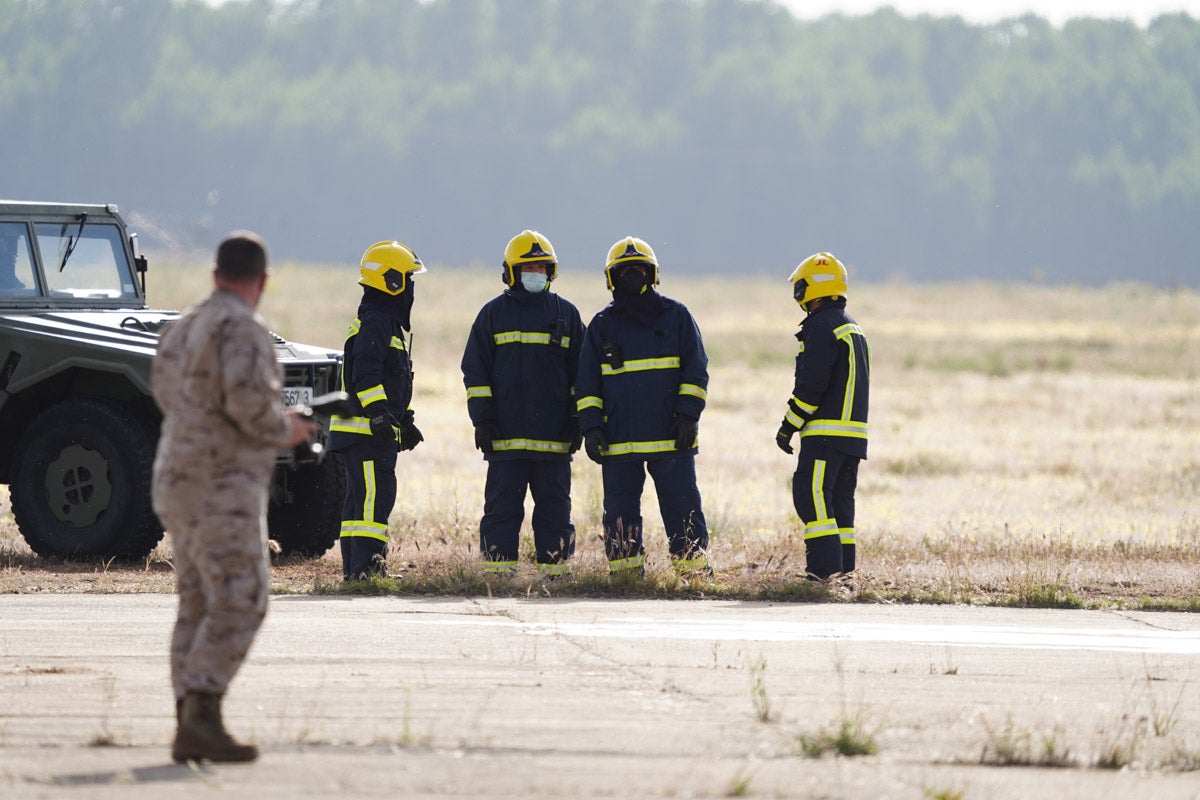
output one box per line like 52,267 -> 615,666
748,654 -> 774,723
923,790 -> 964,800
1149,681 -> 1186,737
1093,708 -> 1148,770
978,717 -> 1076,768
1007,579 -> 1083,609
724,768 -> 754,797
1163,744 -> 1200,772
797,712 -> 877,758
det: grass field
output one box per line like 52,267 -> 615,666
2,254 -> 1198,609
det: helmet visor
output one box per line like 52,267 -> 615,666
793,277 -> 809,304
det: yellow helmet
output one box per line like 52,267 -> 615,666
359,241 -> 425,295
502,230 -> 557,286
604,236 -> 659,290
788,251 -> 848,309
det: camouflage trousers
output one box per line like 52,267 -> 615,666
162,498 -> 270,700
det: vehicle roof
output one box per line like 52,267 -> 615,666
0,201 -> 123,218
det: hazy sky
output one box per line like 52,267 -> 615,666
771,0 -> 1199,25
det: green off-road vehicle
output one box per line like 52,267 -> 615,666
0,200 -> 346,561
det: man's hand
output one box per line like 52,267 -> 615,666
399,411 -> 423,451
775,421 -> 797,455
583,429 -> 607,464
671,414 -> 698,451
286,409 -> 319,448
567,418 -> 583,455
474,421 -> 499,454
364,402 -> 398,440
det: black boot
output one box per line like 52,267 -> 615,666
346,538 -> 389,581
805,535 -> 842,581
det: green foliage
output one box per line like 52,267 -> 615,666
2,0 -> 1199,276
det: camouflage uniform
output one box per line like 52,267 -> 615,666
151,287 -> 291,700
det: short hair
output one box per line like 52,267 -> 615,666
214,231 -> 269,283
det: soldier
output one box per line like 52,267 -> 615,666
328,241 -> 425,580
152,232 -> 316,763
461,230 -> 586,577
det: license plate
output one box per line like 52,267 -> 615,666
282,386 -> 313,408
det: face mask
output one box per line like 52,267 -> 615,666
520,272 -> 549,293
613,269 -> 648,296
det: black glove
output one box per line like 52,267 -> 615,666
776,421 -> 798,455
671,414 -> 698,451
398,411 -> 423,451
474,421 -> 499,454
583,429 -> 607,464
567,418 -> 583,455
364,402 -> 399,441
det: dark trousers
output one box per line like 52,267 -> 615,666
338,437 -> 397,580
601,456 -> 708,566
480,458 -> 575,567
792,441 -> 859,579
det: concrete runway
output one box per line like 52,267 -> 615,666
2,595 -> 1199,799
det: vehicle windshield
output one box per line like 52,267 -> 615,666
0,222 -> 40,295
36,221 -> 138,300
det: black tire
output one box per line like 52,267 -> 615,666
268,453 -> 346,558
10,398 -> 164,561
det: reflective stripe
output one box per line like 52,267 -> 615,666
803,518 -> 840,541
601,356 -> 680,375
331,416 -> 372,435
537,562 -> 572,577
346,319 -> 361,337
361,460 -> 376,522
357,384 -> 387,406
811,459 -> 828,521
796,341 -> 806,354
603,439 -> 677,456
801,420 -> 868,439
838,527 -> 856,545
493,331 -> 571,348
483,560 -> 518,574
791,395 -> 818,414
834,323 -> 865,340
389,335 -> 407,351
340,520 -> 389,542
678,383 -> 707,400
466,386 -> 493,399
784,409 -> 807,429
577,395 -> 603,412
672,554 -> 710,572
609,554 -> 646,573
492,438 -> 571,454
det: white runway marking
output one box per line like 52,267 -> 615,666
408,616 -> 1200,655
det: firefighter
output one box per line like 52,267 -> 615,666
775,252 -> 870,581
576,236 -> 711,576
329,241 -> 425,581
461,230 -> 586,577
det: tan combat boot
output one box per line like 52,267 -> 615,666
171,691 -> 259,763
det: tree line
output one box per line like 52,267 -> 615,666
2,0 -> 1198,284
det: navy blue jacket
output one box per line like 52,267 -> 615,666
781,299 -> 870,459
329,293 -> 414,450
461,287 -> 585,461
576,294 -> 708,463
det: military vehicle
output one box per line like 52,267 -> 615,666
0,200 -> 346,561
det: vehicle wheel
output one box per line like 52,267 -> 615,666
10,398 -> 164,560
268,453 -> 346,558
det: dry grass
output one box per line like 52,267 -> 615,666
1,256 -> 1198,608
